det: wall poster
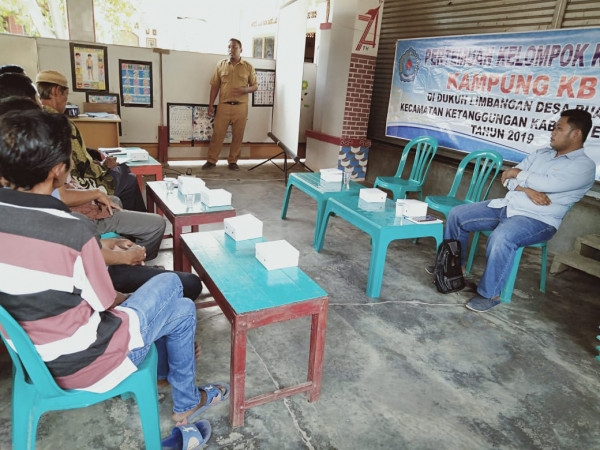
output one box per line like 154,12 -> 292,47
386,28 -> 600,180
69,43 -> 108,92
119,59 -> 153,107
167,103 -> 232,144
253,69 -> 275,107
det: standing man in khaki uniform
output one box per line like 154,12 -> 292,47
203,38 -> 258,171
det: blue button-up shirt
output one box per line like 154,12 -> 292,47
488,147 -> 595,229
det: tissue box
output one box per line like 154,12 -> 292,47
201,188 -> 232,207
320,168 -> 343,182
224,214 -> 263,241
178,176 -> 205,195
255,240 -> 299,270
123,148 -> 148,161
318,180 -> 343,192
395,199 -> 428,217
358,198 -> 386,212
359,188 -> 387,203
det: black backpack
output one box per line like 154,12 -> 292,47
433,239 -> 465,293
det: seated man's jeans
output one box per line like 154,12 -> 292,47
445,201 -> 557,299
123,273 -> 201,414
108,264 -> 203,299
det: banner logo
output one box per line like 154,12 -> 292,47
398,47 -> 419,82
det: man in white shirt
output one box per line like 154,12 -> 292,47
443,109 -> 596,312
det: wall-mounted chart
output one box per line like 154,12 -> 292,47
253,69 -> 275,107
167,103 -> 232,144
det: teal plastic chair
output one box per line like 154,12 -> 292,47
373,136 -> 438,200
465,232 -> 548,303
0,305 -> 161,449
596,327 -> 600,363
100,231 -> 120,239
425,150 -> 503,219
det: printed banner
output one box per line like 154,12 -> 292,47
386,28 -> 600,180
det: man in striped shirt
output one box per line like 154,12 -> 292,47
0,109 -> 226,424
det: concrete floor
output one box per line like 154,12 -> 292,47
1,160 -> 599,449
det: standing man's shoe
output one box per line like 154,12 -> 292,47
202,162 -> 216,170
228,163 -> 240,171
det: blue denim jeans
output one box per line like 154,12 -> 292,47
123,272 -> 201,414
445,201 -> 557,299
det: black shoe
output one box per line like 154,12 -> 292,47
228,162 -> 240,171
425,265 -> 435,275
202,162 -> 216,170
463,279 -> 478,293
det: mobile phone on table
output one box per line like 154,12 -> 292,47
410,215 -> 439,222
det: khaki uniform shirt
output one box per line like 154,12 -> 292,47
210,58 -> 257,104
43,105 -> 115,194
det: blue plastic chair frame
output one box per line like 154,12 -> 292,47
465,231 -> 548,303
425,150 -> 503,220
0,305 -> 161,449
373,136 -> 438,200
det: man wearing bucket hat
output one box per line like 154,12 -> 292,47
36,70 -> 146,212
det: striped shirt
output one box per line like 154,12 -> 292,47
0,189 -> 142,393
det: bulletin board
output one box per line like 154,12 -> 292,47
253,69 -> 275,107
167,103 -> 232,144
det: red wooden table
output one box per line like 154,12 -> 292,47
145,181 -> 235,271
181,231 -> 329,427
128,156 -> 163,191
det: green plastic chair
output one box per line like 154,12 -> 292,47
465,234 -> 547,303
373,136 -> 438,200
425,150 -> 503,219
0,305 -> 161,449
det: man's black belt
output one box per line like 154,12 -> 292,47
224,101 -> 240,105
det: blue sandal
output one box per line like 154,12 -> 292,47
172,382 -> 230,424
161,419 -> 211,449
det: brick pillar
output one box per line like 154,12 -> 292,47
343,53 -> 376,140
337,53 -> 377,179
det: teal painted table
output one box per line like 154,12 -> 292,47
281,172 -> 362,247
181,231 -> 329,427
315,196 -> 443,298
146,181 -> 235,271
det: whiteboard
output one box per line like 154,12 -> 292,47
271,0 -> 308,158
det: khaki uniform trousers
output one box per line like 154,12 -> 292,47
207,103 -> 249,164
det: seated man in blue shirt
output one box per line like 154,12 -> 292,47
443,109 -> 596,312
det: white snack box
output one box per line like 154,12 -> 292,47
255,240 -> 300,270
178,176 -> 206,195
201,188 -> 232,207
359,188 -> 387,203
395,199 -> 428,217
320,168 -> 343,182
124,148 -> 149,161
358,198 -> 385,212
224,214 -> 263,241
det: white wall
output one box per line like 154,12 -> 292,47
161,49 -> 275,143
0,33 -> 316,158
